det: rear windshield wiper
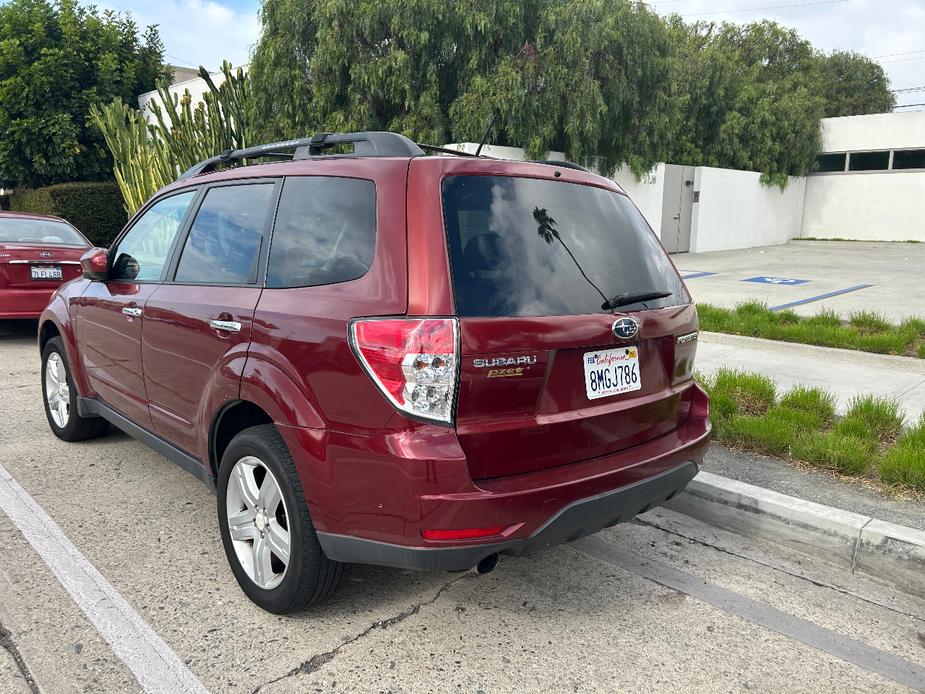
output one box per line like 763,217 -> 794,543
601,290 -> 672,311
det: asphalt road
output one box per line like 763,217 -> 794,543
1,319 -> 924,693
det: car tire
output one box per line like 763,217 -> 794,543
217,424 -> 343,613
41,336 -> 109,442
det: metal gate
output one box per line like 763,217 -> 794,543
659,165 -> 694,254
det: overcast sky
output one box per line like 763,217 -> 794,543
99,0 -> 925,109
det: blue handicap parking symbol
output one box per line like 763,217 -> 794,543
742,276 -> 810,285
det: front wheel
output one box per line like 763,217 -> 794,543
41,336 -> 108,442
217,424 -> 343,613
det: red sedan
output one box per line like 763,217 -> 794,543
0,212 -> 90,319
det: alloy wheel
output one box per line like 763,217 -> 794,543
45,352 -> 70,428
225,456 -> 291,590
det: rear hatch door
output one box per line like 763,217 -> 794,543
442,173 -> 697,480
0,217 -> 88,288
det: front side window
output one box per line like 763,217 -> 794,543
174,184 -> 275,284
266,176 -> 376,289
0,218 -> 87,246
442,176 -> 685,317
111,191 -> 197,281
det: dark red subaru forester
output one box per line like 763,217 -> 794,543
39,132 -> 710,613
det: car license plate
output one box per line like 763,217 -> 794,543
31,265 -> 62,280
583,346 -> 641,400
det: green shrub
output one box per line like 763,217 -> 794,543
832,417 -> 875,442
710,368 -> 776,416
720,414 -> 794,456
792,431 -> 875,475
849,311 -> 892,333
10,182 -> 127,247
709,392 -> 739,422
695,303 -> 925,357
778,386 -> 835,424
879,417 -> 925,491
843,395 -> 904,442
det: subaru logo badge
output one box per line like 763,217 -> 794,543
39,251 -> 52,258
612,317 -> 640,340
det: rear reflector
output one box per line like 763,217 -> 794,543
421,526 -> 507,541
350,317 -> 459,424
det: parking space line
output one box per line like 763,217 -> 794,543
679,271 -> 717,280
769,284 -> 873,312
0,463 -> 208,694
576,536 -> 925,692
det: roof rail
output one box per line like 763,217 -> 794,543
177,131 -> 425,180
528,159 -> 590,173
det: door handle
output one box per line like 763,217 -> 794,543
122,307 -> 142,317
210,319 -> 242,333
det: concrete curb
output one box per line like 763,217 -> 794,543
700,331 -> 925,373
664,471 -> 925,598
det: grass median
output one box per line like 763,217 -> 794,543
697,302 -> 925,358
700,368 -> 925,494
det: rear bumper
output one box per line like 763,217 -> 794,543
317,460 -> 699,571
0,287 -> 57,318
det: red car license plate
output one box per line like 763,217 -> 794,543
31,265 -> 63,280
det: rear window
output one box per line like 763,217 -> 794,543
0,218 -> 86,246
442,175 -> 685,317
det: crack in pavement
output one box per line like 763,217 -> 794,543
0,619 -> 39,694
635,517 -> 925,624
252,573 -> 471,693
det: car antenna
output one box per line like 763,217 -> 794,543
474,111 -> 499,157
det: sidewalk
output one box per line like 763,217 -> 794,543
696,331 -> 925,421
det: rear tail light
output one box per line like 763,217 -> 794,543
349,317 -> 459,424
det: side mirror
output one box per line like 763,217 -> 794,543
80,247 -> 108,280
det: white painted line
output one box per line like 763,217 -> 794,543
0,462 -> 208,694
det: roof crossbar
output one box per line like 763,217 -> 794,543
177,131 -> 425,180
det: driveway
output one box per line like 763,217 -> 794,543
678,240 -> 925,323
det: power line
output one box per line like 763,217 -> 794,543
879,55 -> 925,65
681,0 -> 851,17
894,103 -> 925,109
892,86 -> 925,94
165,53 -> 201,69
874,49 -> 925,59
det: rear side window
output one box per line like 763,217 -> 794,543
266,177 -> 376,289
442,175 -> 684,317
174,184 -> 275,284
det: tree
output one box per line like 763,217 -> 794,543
663,19 -> 826,184
0,0 -> 170,188
820,51 -> 895,117
248,0 -> 674,175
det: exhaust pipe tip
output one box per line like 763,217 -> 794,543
475,553 -> 499,575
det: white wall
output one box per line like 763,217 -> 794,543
610,164 -> 665,231
689,167 -> 806,253
821,111 -> 925,152
802,172 -> 925,242
137,66 -> 249,124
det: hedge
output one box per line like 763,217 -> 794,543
9,182 -> 127,247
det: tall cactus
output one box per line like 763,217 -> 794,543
91,61 -> 251,214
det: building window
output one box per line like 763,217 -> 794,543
848,151 -> 890,172
815,153 -> 846,172
892,149 -> 925,170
